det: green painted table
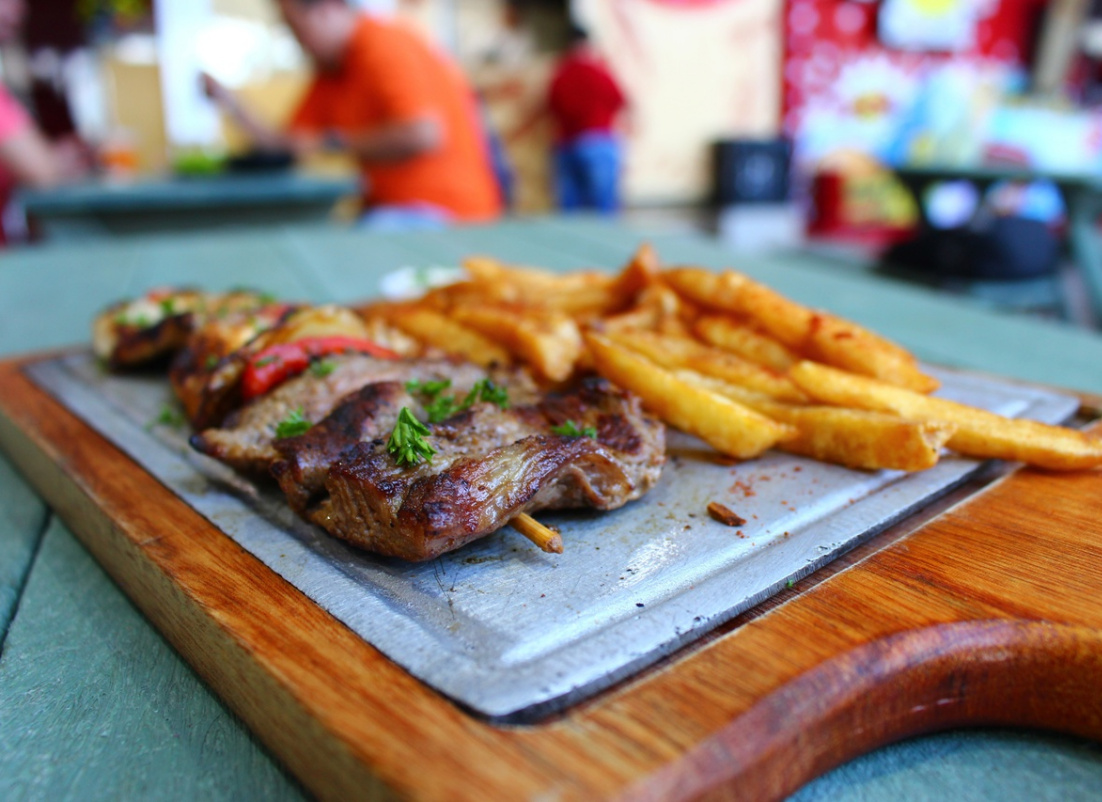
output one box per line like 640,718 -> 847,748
15,171 -> 358,243
2,218 -> 1101,800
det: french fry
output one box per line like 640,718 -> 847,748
585,333 -> 796,459
607,243 -> 661,305
672,369 -> 955,472
805,312 -> 939,393
664,266 -> 748,314
453,305 -> 583,382
666,267 -> 812,348
463,255 -> 618,317
388,307 -> 511,367
358,314 -> 423,357
666,267 -> 938,392
731,278 -> 815,349
603,329 -> 807,403
789,361 -> 1102,471
694,314 -> 800,372
601,282 -> 693,335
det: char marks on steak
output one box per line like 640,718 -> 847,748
270,381 -> 408,513
308,379 -> 665,561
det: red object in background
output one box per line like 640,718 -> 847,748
807,170 -> 917,248
808,170 -> 846,234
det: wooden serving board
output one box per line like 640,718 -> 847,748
2,351 -> 1102,801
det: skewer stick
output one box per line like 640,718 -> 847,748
510,513 -> 563,554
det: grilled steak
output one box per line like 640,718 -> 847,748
307,378 -> 665,561
270,381 -> 410,513
191,355 -> 533,474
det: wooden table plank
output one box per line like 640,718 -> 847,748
0,516 -> 306,801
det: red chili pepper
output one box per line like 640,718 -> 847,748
241,336 -> 399,400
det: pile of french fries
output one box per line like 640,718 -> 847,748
356,245 -> 1102,473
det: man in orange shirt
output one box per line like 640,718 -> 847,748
205,0 -> 502,227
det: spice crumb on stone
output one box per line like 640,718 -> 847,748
707,501 -> 747,527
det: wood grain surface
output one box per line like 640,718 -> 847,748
2,352 -> 1101,802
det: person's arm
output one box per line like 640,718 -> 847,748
201,72 -> 295,152
205,72 -> 439,163
0,126 -> 68,188
332,115 -> 442,163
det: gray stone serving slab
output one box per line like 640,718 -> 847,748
27,353 -> 1078,722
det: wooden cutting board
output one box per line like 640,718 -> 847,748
2,351 -> 1101,802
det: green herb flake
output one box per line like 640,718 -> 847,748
464,378 -> 508,410
551,420 -> 597,439
410,376 -> 508,424
204,354 -> 220,370
424,394 -> 460,424
253,355 -> 280,368
310,358 -> 337,378
159,297 -> 176,316
149,403 -> 185,430
387,407 -> 436,467
274,406 -> 312,439
405,377 -> 452,398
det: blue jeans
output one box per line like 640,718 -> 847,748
359,203 -> 452,231
553,132 -> 622,213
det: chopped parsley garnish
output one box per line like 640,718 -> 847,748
310,358 -> 337,378
408,376 -> 508,424
465,378 -> 509,410
424,394 -> 461,423
405,377 -> 452,398
116,312 -> 151,328
257,291 -> 278,305
387,407 -> 436,466
204,354 -> 220,370
253,355 -> 279,368
274,406 -> 311,439
551,420 -> 597,439
150,403 -> 185,429
159,297 -> 176,316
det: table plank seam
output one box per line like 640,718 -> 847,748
0,510 -> 52,657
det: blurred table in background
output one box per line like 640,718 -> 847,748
16,171 -> 358,243
894,164 -> 1102,327
1,218 -> 1102,800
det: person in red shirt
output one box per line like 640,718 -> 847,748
545,25 -> 627,213
204,0 -> 502,228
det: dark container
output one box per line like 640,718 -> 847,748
712,139 -> 791,206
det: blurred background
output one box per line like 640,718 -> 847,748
5,0 -> 1102,326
